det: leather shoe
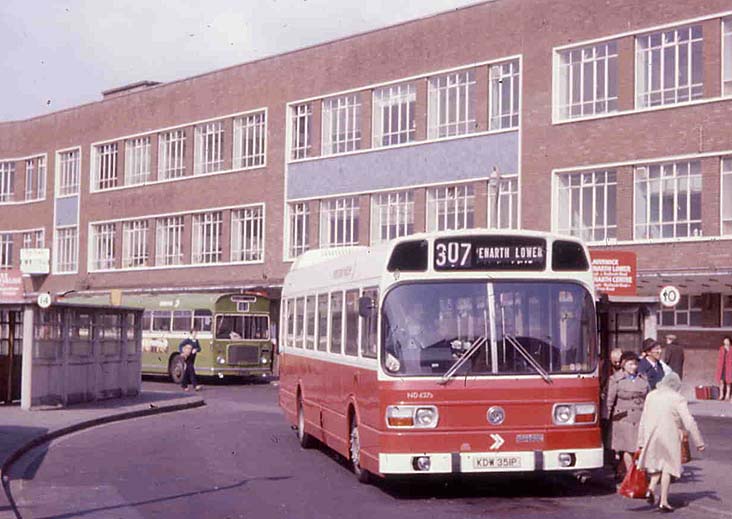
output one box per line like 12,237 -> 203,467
659,504 -> 674,513
645,490 -> 655,505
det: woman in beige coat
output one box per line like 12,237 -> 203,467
637,372 -> 705,513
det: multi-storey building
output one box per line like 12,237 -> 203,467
2,0 -> 732,383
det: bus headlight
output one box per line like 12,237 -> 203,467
216,355 -> 226,365
553,404 -> 573,424
261,355 -> 269,364
552,403 -> 596,425
386,405 -> 438,429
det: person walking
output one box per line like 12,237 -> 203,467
639,338 -> 666,390
663,334 -> 685,379
179,328 -> 202,391
605,351 -> 650,476
716,336 -> 732,401
637,372 -> 705,513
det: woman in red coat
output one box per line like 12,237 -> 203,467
717,336 -> 732,401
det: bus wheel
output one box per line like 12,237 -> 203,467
350,416 -> 371,484
168,355 -> 185,384
297,393 -> 315,449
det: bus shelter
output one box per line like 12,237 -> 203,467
0,302 -> 142,410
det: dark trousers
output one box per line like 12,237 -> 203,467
181,356 -> 198,388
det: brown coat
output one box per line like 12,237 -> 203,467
605,372 -> 650,453
637,387 -> 704,478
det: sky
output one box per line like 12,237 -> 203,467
0,0 -> 482,122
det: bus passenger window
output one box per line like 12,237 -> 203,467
172,310 -> 193,332
286,299 -> 295,348
330,292 -> 343,354
152,311 -> 172,332
142,310 -> 152,331
295,298 -> 305,348
316,294 -> 328,352
306,295 -> 316,350
360,288 -> 378,359
193,309 -> 212,332
345,290 -> 359,356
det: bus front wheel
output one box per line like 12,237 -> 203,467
350,416 -> 371,484
297,393 -> 315,449
168,355 -> 185,384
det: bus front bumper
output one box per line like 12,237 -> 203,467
202,366 -> 271,377
378,447 -> 604,474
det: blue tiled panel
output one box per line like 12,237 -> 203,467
287,131 -> 518,200
56,196 -> 78,227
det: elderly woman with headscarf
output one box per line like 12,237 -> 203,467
637,372 -> 705,513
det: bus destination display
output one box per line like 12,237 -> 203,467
434,236 -> 546,271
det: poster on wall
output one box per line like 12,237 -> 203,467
0,269 -> 25,303
590,250 -> 637,296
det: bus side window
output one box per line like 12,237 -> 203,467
193,309 -> 212,332
172,310 -> 193,332
142,310 -> 152,332
316,293 -> 328,352
345,290 -> 359,357
330,292 -> 343,354
360,288 -> 379,359
152,311 -> 172,332
295,298 -> 304,348
285,299 -> 295,348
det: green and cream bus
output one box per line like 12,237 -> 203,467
66,292 -> 275,382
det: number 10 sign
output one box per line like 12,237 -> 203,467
659,285 -> 681,308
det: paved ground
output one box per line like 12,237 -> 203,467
0,379 -> 728,519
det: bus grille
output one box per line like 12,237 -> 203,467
228,345 -> 260,365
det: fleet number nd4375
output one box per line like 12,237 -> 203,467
406,392 -> 433,399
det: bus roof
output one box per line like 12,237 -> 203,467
61,291 -> 269,310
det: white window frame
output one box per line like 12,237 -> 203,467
0,233 -> 12,269
24,156 -> 46,201
426,184 -> 475,232
158,130 -> 186,180
722,294 -> 732,327
724,18 -> 732,96
290,103 -> 312,160
556,170 -> 617,242
231,205 -> 265,263
636,25 -> 704,109
56,148 -> 81,197
92,142 -> 118,191
555,41 -> 618,120
288,202 -> 310,259
427,70 -> 476,139
54,225 -> 78,274
90,223 -> 116,270
322,95 -> 361,155
155,216 -> 184,266
124,136 -> 151,186
370,190 -> 414,245
488,175 -> 520,230
320,197 -> 360,248
634,160 -> 702,240
191,211 -> 222,264
122,220 -> 149,268
372,83 -> 416,147
659,294 -> 703,327
22,229 -> 45,249
0,161 -> 14,202
194,121 -> 225,175
722,157 -> 732,236
233,111 -> 266,169
489,59 -> 520,129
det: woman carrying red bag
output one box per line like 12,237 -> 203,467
637,372 -> 705,513
716,336 -> 732,401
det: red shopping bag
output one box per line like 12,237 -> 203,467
618,451 -> 648,499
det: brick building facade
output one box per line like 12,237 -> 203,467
1,0 -> 732,380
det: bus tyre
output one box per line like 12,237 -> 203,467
297,394 -> 315,449
350,416 -> 371,484
168,355 -> 185,384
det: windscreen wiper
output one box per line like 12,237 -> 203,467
438,336 -> 487,385
503,334 -> 553,384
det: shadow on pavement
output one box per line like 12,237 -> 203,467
143,374 -> 273,387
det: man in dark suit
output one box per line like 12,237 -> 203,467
662,334 -> 685,379
639,338 -> 666,390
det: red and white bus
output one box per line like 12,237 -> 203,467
278,230 -> 602,482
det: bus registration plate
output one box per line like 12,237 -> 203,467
472,455 -> 522,470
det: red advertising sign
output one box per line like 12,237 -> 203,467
590,250 -> 637,296
0,269 -> 25,303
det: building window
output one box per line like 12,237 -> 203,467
158,130 -> 186,180
288,202 -> 310,258
231,206 -> 264,262
322,95 -> 361,155
192,211 -> 222,264
722,158 -> 732,235
0,162 -> 14,202
155,216 -> 184,266
556,170 -> 617,242
660,294 -> 703,327
122,220 -> 148,268
291,103 -> 312,160
488,176 -> 519,230
490,59 -> 520,129
93,143 -> 118,190
91,223 -> 116,270
54,226 -> 78,273
724,18 -> 732,96
426,184 -> 475,232
194,121 -> 224,175
373,83 -> 416,147
723,295 -> 732,327
634,161 -> 702,240
233,111 -> 266,169
428,70 -> 476,139
557,41 -> 618,120
25,156 -> 46,201
636,25 -> 703,108
57,149 -> 80,196
125,137 -> 151,185
0,234 -> 12,269
320,198 -> 359,248
370,190 -> 414,244
22,229 -> 44,248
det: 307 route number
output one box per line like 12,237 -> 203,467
435,242 -> 472,268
